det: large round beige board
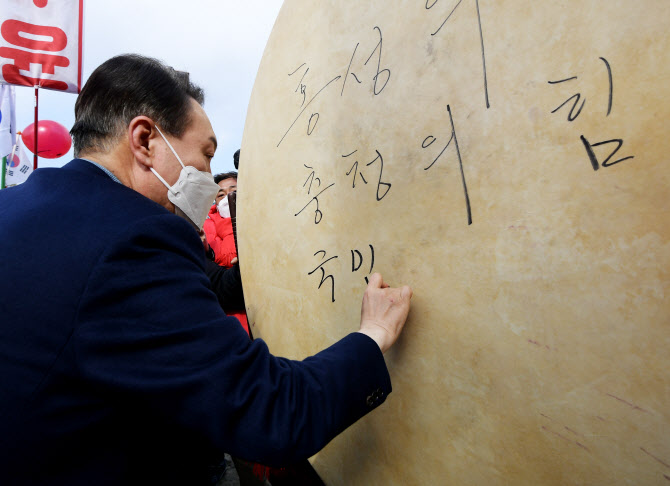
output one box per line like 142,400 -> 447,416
237,1 -> 670,484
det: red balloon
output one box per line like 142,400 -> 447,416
22,120 -> 72,159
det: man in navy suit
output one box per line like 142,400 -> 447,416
0,54 -> 412,485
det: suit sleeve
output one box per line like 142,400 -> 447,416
204,260 -> 246,312
71,214 -> 391,465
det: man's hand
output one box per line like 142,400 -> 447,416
358,273 -> 412,353
198,229 -> 209,252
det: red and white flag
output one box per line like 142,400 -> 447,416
0,0 -> 84,93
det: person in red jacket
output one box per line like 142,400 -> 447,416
203,170 -> 251,336
204,171 -> 238,267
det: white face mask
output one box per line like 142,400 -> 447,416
151,125 -> 220,230
217,197 -> 231,218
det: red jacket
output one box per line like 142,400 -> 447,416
204,205 -> 237,267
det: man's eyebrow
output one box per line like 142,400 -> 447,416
209,136 -> 218,150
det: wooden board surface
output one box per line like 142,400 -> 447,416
238,1 -> 670,484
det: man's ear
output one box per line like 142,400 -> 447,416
128,116 -> 156,169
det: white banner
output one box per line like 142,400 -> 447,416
0,84 -> 17,158
0,0 -> 84,94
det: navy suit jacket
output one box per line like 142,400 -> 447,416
0,159 -> 391,485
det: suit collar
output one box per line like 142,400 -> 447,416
62,158 -> 119,181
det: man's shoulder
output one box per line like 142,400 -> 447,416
61,159 -> 165,210
0,158 -> 197,254
29,159 -> 170,222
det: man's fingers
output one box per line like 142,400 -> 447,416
366,272 -> 384,289
367,273 -> 410,295
359,276 -> 413,353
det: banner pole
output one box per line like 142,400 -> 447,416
1,156 -> 6,190
33,85 -> 39,170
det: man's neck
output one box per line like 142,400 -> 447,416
78,147 -> 172,213
77,148 -> 132,188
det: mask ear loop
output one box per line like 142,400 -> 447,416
154,125 -> 186,169
150,125 -> 186,195
150,166 -> 175,192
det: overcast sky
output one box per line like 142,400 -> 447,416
13,1 -> 283,173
